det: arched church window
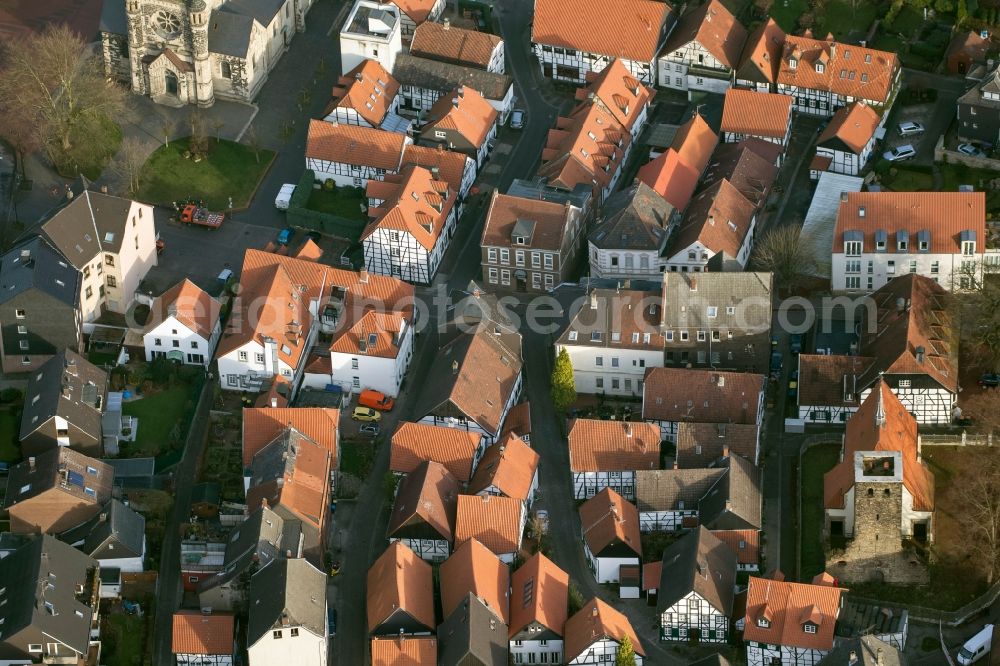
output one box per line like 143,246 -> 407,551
152,11 -> 182,39
221,61 -> 232,79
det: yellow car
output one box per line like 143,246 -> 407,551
352,406 -> 382,422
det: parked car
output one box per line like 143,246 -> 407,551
979,373 -> 1000,388
277,227 -> 295,245
534,509 -> 549,534
351,406 -> 381,422
883,144 -> 916,162
770,351 -> 783,374
358,388 -> 395,411
274,183 -> 296,210
897,121 -> 925,137
958,143 -> 986,157
360,423 -> 380,436
790,334 -> 803,355
510,109 -> 525,129
958,624 -> 993,665
327,607 -> 337,636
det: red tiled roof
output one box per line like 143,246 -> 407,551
421,86 -> 498,148
579,487 -> 642,556
371,636 -> 438,665
568,419 -> 659,473
721,88 -> 792,140
363,165 -> 457,251
390,422 -> 483,482
454,494 -> 524,556
817,101 -> 880,154
410,21 -> 502,68
467,434 -> 539,501
673,113 -> 719,175
577,58 -> 655,133
172,611 -> 234,655
823,380 -> 934,511
637,149 -> 701,211
777,35 -> 899,104
642,561 -> 662,591
367,541 -> 435,632
663,0 -> 747,69
642,368 -> 765,423
711,529 -> 760,566
324,59 -> 400,127
531,0 -> 673,62
564,598 -> 645,663
245,431 -> 331,532
295,239 -> 324,261
241,407 -> 340,467
440,538 -> 510,624
402,144 -> 471,197
329,309 -> 408,360
306,119 -> 409,171
481,192 -> 574,251
388,0 -> 438,23
736,18 -> 785,84
810,154 -> 833,172
146,279 -> 220,341
796,354 -> 875,407
539,101 -> 631,200
500,402 -> 531,441
509,553 -> 569,637
743,575 -> 846,651
670,178 -> 757,257
387,460 -> 460,542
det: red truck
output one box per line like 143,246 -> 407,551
179,204 -> 225,229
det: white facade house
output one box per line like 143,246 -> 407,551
143,279 -> 222,367
580,488 -> 641,585
661,179 -> 758,273
339,0 -> 402,76
812,101 -> 881,178
565,599 -> 644,666
588,182 -> 675,282
321,59 -> 411,134
410,19 -> 505,73
387,0 -> 445,38
832,191 -> 989,293
657,0 -> 746,95
40,191 -> 158,331
247,560 -> 328,666
305,119 -> 411,189
393,53 -> 516,124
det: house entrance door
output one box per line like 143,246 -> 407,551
164,70 -> 178,95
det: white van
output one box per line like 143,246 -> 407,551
958,624 -> 994,665
274,183 -> 296,210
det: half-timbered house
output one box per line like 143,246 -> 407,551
410,19 -> 505,74
418,85 -> 498,168
440,537 -> 510,625
305,120 -> 411,188
389,421 -> 486,485
393,53 -> 515,123
811,101 -> 880,178
509,553 -> 569,665
579,488 -> 642,584
366,541 -> 435,636
568,419 -> 660,500
658,0 -> 747,94
386,460 -> 459,562
321,59 -> 411,134
735,19 -> 784,92
720,88 -> 793,150
565,598 -> 645,665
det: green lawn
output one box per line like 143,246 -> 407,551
102,613 -> 147,666
815,0 -> 880,41
939,164 -> 1000,214
306,186 -> 367,220
769,0 -> 808,32
137,137 -> 275,210
56,114 -> 123,180
122,384 -> 193,456
0,409 -> 20,463
882,165 -> 935,192
800,442 -> 841,580
340,439 -> 376,478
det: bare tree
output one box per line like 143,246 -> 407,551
947,448 -> 1000,584
157,111 -> 174,147
950,262 -> 1000,370
112,137 -> 147,196
0,24 -> 126,172
188,111 -> 210,158
211,118 -> 225,142
245,124 -> 263,163
751,225 -> 817,292
959,390 -> 1000,434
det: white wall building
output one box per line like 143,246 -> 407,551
339,0 -> 402,76
565,599 -> 645,666
657,0 -> 746,95
247,559 -> 328,666
143,279 -> 221,367
305,119 -> 411,189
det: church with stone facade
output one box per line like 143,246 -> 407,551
822,380 -> 935,585
99,0 -> 312,106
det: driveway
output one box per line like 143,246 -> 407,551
890,69 -> 968,167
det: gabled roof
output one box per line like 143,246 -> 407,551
659,271 -> 773,333
712,529 -> 760,566
415,329 -> 523,437
20,349 -> 107,441
720,88 -> 792,140
481,191 -> 578,251
402,144 -> 474,196
564,598 -> 645,663
662,0 -> 747,68
699,453 -> 763,530
454,494 -> 523,556
672,113 -> 719,176
0,236 -> 79,309
390,422 -> 483,482
146,278 -> 221,341
410,20 -> 503,69
209,9 -> 255,58
76,498 -> 146,559
637,149 -> 702,211
247,558 -> 327,645
386,0 -> 438,23
589,181 -> 674,252
509,553 -> 569,637
39,190 -> 140,269
328,309 -> 407,360
860,274 -> 957,393
797,354 -> 876,408
324,59 -> 400,127
440,538 -> 510,624
823,381 -> 934,511
635,467 -> 725,512
675,421 -> 760,468
556,288 -> 664,351
245,428 -> 331,531
387,460 -> 459,542
371,636 -> 438,665
5,446 -> 113,511
818,635 -> 904,666
736,18 -> 785,84
364,165 -> 457,251
539,101 -> 631,199
657,526 -> 737,615
305,119 -> 410,170
467,433 -> 539,501
817,101 -> 880,155
576,58 -> 655,133
670,178 -> 757,258
393,53 -> 513,101
438,593 -> 509,666
198,504 -> 298,594
743,574 -> 846,651
568,419 -> 660,473
700,140 -> 779,209
172,611 -> 235,656
241,407 -> 340,467
579,487 -> 642,556
642,368 -> 765,424
531,0 -> 673,62
777,34 -> 899,104
500,402 -> 531,441
366,541 -> 435,633
421,85 -> 498,148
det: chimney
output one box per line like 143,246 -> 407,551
261,497 -> 269,509
589,290 -> 598,309
625,422 -> 633,438
689,277 -> 697,292
916,346 -> 925,363
359,269 -> 369,284
877,648 -> 884,666
849,651 -> 858,665
896,297 -> 905,312
271,397 -> 278,408
717,375 -> 725,387
452,97 -> 460,107
840,192 -> 849,203
28,456 -> 36,471
452,360 -> 459,375
917,435 -> 922,462
722,445 -> 730,458
443,17 -> 450,29
473,286 -> 481,298
591,604 -> 598,617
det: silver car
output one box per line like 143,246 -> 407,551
897,121 -> 925,137
510,109 -> 525,129
883,144 -> 916,162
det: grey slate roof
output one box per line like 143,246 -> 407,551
506,177 -> 593,209
99,0 -> 127,34
224,0 -> 284,25
445,280 -> 518,336
657,526 -> 737,616
0,535 -> 97,656
40,190 -> 137,270
4,446 -> 114,511
634,468 -> 725,513
209,9 -> 256,58
660,271 -> 774,331
0,236 -> 79,308
200,505 -> 299,594
102,456 -> 155,479
699,453 -> 763,531
247,558 -> 327,645
19,349 -> 108,442
438,592 -> 508,666
589,181 -> 674,251
393,53 -> 513,101
59,499 -> 146,560
818,635 -> 903,666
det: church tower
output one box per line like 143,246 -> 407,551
189,0 -> 215,107
125,0 -> 147,95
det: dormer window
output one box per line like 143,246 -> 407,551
864,53 -> 872,63
815,63 -> 825,73
789,57 -> 798,70
875,229 -> 887,252
918,230 -> 930,252
758,617 -> 770,628
844,230 -> 863,256
962,230 -> 977,256
514,236 -> 527,245
897,230 -> 909,252
804,622 -> 818,634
